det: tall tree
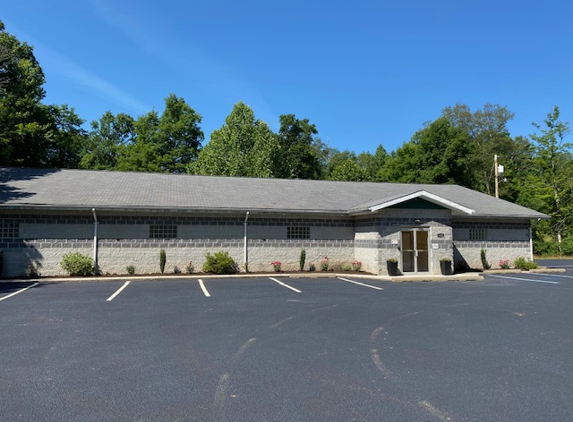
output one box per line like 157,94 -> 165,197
44,104 -> 87,168
118,94 -> 203,173
81,111 -> 135,170
0,21 -> 51,167
525,106 -> 572,246
378,117 -> 474,186
442,103 -> 515,193
276,114 -> 322,179
193,101 -> 281,177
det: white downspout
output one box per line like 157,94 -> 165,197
92,208 -> 99,274
244,211 -> 250,273
530,224 -> 534,262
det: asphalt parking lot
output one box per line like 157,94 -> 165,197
1,262 -> 573,421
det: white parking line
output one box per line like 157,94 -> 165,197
489,274 -> 560,285
106,281 -> 131,301
198,279 -> 211,297
0,283 -> 39,302
337,277 -> 384,290
269,277 -> 301,293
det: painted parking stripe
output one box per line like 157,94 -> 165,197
489,274 -> 559,285
0,283 -> 39,302
198,279 -> 211,297
337,277 -> 384,290
269,277 -> 301,293
106,281 -> 131,301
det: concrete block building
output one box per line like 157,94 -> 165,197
0,168 -> 546,277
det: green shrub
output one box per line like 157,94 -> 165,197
126,265 -> 136,276
320,256 -> 329,271
203,251 -> 238,274
159,249 -> 166,274
341,263 -> 352,271
299,249 -> 306,271
534,240 -> 560,256
560,238 -> 573,255
186,261 -> 194,274
28,263 -> 41,277
351,260 -> 362,271
480,248 -> 491,270
60,252 -> 94,276
514,257 -> 538,270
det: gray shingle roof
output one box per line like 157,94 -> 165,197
0,168 -> 547,219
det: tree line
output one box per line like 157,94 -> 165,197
0,21 -> 571,255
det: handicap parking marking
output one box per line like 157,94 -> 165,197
337,277 -> 384,290
489,274 -> 560,285
269,277 -> 301,293
198,279 -> 211,297
106,281 -> 131,302
0,282 -> 39,302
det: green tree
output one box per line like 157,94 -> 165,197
45,104 -> 87,168
194,101 -> 281,177
525,106 -> 572,246
81,111 -> 135,170
0,21 -> 51,166
325,150 -> 366,181
277,114 -> 322,179
442,103 -> 516,193
118,94 -> 203,173
379,117 -> 474,186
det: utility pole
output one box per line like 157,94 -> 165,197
494,154 -> 504,198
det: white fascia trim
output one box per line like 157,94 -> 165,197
369,190 -> 475,215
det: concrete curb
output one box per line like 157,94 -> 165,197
3,272 -> 486,284
528,268 -> 566,273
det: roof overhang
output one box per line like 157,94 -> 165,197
368,190 -> 475,215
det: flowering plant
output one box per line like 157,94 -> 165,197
499,259 -> 511,269
321,256 -> 329,271
270,261 -> 282,272
351,260 -> 362,271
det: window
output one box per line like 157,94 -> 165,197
287,226 -> 310,239
0,223 -> 19,238
150,224 -> 177,239
469,228 -> 487,241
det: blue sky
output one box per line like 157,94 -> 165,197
3,0 -> 572,154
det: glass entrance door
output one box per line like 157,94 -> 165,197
401,229 -> 429,273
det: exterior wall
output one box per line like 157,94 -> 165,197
452,220 -> 531,269
355,209 -> 453,275
0,212 -> 355,277
0,210 -> 532,277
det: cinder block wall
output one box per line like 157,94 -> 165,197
0,212 -> 357,277
355,209 -> 453,275
0,211 -> 533,277
453,220 -> 531,269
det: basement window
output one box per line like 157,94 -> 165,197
150,224 -> 177,239
469,228 -> 487,241
0,223 -> 19,238
287,226 -> 310,239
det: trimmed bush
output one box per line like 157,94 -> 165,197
61,252 -> 94,276
514,257 -> 538,270
299,249 -> 306,271
186,261 -> 194,274
341,263 -> 352,271
480,248 -> 491,270
203,251 -> 238,274
159,249 -> 166,274
126,265 -> 136,275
